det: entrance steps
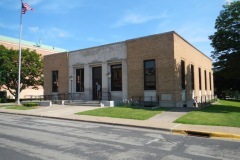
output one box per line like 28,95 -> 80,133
64,100 -> 101,107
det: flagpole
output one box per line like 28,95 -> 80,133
17,0 -> 23,105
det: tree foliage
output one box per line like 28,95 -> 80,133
209,1 -> 240,96
0,45 -> 43,100
209,1 -> 240,79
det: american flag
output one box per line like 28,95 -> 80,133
22,3 -> 33,14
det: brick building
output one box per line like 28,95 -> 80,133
44,31 -> 214,107
0,35 -> 67,99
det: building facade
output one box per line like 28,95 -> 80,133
0,35 -> 67,99
44,31 -> 214,107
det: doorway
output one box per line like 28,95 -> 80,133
92,66 -> 102,100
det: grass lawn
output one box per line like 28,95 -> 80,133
76,107 -> 169,120
6,105 -> 38,110
174,100 -> 240,127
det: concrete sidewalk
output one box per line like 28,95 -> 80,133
0,105 -> 239,140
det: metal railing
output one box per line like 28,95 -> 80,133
24,95 -> 44,101
25,92 -> 111,101
194,95 -> 217,107
100,92 -> 111,101
131,96 -> 160,107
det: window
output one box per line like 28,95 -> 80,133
76,68 -> 84,92
198,68 -> 202,90
181,60 -> 185,90
111,64 -> 122,91
52,70 -> 58,92
191,64 -> 195,90
209,72 -> 212,90
144,60 -> 156,90
204,70 -> 207,90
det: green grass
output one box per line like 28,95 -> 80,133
174,100 -> 240,127
6,105 -> 38,110
76,107 -> 169,120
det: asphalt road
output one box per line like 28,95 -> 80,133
0,113 -> 239,160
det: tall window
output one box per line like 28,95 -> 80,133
111,64 -> 122,91
191,64 -> 195,90
144,60 -> 156,90
181,60 -> 185,90
204,70 -> 207,90
198,68 -> 202,90
52,70 -> 58,92
209,72 -> 212,90
76,68 -> 84,92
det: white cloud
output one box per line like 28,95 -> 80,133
0,0 -> 20,10
113,13 -> 167,27
52,28 -> 70,38
29,0 -> 44,5
28,26 -> 70,40
28,26 -> 40,33
0,22 -> 18,30
225,0 -> 233,3
0,0 -> 84,13
86,37 -> 105,43
176,23 -> 213,43
39,0 -> 84,13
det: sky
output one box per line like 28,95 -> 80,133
0,0 -> 235,58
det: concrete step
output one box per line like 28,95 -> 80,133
65,100 -> 101,107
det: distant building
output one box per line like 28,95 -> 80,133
44,31 -> 214,107
0,35 -> 67,99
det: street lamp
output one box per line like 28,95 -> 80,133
69,75 -> 73,101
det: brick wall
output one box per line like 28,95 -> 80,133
173,33 -> 213,103
126,31 -> 213,107
126,32 -> 175,99
44,52 -> 69,95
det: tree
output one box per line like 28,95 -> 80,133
209,1 -> 240,96
209,1 -> 240,78
0,45 -> 43,101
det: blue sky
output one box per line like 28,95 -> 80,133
0,0 -> 235,57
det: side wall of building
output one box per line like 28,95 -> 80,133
44,52 -> 69,96
173,33 -> 213,107
126,32 -> 176,107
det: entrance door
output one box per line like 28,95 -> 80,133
92,67 -> 102,100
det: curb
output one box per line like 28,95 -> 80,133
172,129 -> 240,140
0,111 -> 171,132
1,111 -> 239,140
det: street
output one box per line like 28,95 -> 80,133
0,113 -> 239,160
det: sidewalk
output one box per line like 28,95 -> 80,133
0,105 -> 239,140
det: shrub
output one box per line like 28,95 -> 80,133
23,102 -> 39,107
0,98 -> 7,103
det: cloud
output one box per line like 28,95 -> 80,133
86,37 -> 105,43
0,0 -> 20,10
174,22 -> 214,45
28,26 -> 71,39
0,0 -> 84,13
39,0 -> 84,14
112,13 -> 167,27
225,0 -> 233,3
0,22 -> 18,30
29,0 -> 44,5
28,26 -> 40,33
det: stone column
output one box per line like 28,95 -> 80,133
122,60 -> 128,100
